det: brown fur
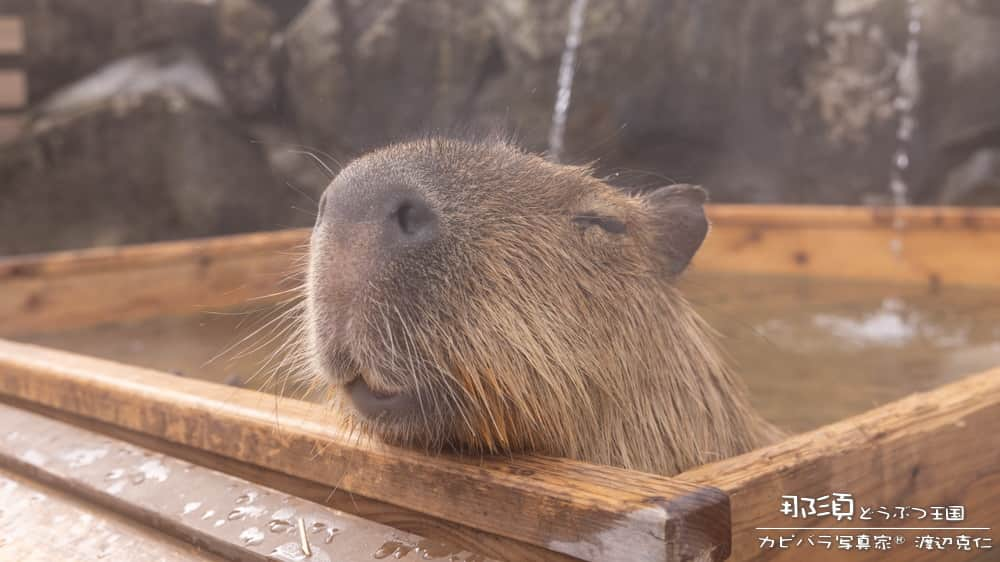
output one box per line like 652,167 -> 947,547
302,136 -> 779,476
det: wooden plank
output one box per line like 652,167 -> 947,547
8,396 -> 582,562
4,205 -> 999,337
0,229 -> 309,337
0,17 -> 24,55
696,205 -> 1000,288
0,338 -> 733,562
0,228 -> 309,278
707,205 -> 1000,229
0,70 -> 25,109
0,403 -> 486,562
677,366 -> 1000,561
0,114 -> 20,143
0,469 -> 223,562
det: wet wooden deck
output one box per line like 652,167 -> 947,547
0,403 -> 486,561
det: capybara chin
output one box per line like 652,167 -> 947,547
303,136 -> 779,476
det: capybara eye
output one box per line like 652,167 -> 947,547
572,214 -> 626,234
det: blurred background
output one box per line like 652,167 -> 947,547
1,0 -> 999,255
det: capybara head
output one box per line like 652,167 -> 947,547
304,137 -> 774,475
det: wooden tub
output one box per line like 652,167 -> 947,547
0,205 -> 997,561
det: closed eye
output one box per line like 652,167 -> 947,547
572,215 -> 627,234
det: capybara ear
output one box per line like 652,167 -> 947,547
644,184 -> 709,276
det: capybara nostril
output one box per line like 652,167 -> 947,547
390,196 -> 436,240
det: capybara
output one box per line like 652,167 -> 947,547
304,136 -> 778,475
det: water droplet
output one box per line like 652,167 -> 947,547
897,116 -> 915,141
135,460 -> 169,483
61,447 -> 109,468
235,491 -> 258,504
546,0 -> 591,163
182,502 -> 202,516
272,507 -> 295,520
270,542 -> 308,561
268,518 -> 294,533
240,527 -> 265,546
890,178 -> 906,196
375,541 -> 413,560
894,151 -> 909,170
309,521 -> 327,533
201,509 -> 216,520
129,472 -> 145,485
228,505 -> 266,521
890,237 -> 903,257
324,528 -> 340,544
104,469 -> 125,481
416,539 -> 458,560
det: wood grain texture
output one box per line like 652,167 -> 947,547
697,205 -> 1000,288
0,229 -> 310,337
0,402 -> 490,562
0,17 -> 24,55
0,70 -> 24,108
0,469 -> 223,562
8,396 -> 583,562
3,205 -> 998,337
677,367 -> 1000,562
708,205 -> 1000,229
0,114 -> 20,142
0,339 -> 732,562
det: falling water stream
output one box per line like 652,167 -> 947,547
547,0 -> 591,163
888,0 -> 923,256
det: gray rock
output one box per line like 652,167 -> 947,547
0,87 -> 298,255
484,0 -> 906,203
39,48 -> 226,116
5,0 -> 216,101
905,0 -> 1000,204
278,0 -> 1000,205
216,0 -> 280,116
247,121 -> 333,204
7,0 -> 1000,209
938,149 -> 1000,206
283,0 -> 498,157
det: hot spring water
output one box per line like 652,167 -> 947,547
14,273 -> 1000,434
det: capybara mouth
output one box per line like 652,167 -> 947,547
344,376 -> 420,420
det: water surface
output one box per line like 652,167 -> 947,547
15,274 -> 1000,433
683,273 -> 1000,431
